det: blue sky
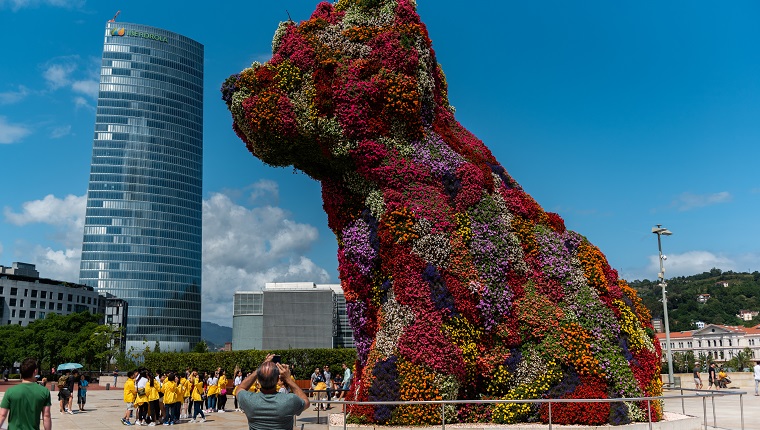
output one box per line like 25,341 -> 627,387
2,0 -> 759,326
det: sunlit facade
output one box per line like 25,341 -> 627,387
79,22 -> 203,352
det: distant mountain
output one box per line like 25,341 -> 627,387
201,321 -> 232,349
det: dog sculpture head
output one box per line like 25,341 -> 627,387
223,0 -> 663,426
222,0 -> 499,181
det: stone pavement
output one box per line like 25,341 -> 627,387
0,387 -> 758,429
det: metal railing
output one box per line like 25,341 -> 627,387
305,388 -> 746,430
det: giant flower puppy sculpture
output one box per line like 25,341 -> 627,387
223,0 -> 662,425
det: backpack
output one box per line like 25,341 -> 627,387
58,375 -> 68,389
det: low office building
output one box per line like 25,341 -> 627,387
232,282 -> 354,351
0,262 -> 128,351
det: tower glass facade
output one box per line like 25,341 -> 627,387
79,22 -> 203,352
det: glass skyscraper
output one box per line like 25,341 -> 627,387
79,22 -> 203,352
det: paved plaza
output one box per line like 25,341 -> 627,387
0,384 -> 758,429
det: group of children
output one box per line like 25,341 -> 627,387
121,367 -> 236,426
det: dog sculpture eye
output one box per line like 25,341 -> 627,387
223,1 -> 662,426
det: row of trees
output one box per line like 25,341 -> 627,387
0,312 -> 124,374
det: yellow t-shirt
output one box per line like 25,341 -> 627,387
180,377 -> 191,398
147,383 -> 160,402
123,377 -> 136,403
191,379 -> 204,402
163,380 -> 178,404
207,377 -> 219,396
218,375 -> 227,394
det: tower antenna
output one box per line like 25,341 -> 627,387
109,10 -> 121,22
286,10 -> 294,23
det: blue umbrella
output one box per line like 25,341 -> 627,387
57,363 -> 83,371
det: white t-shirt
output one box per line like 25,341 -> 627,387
234,375 -> 242,386
207,376 -> 219,386
753,364 -> 760,380
136,376 -> 148,389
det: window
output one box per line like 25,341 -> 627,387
9,298 -> 16,306
67,304 -> 72,312
23,289 -> 28,297
41,291 -> 47,299
10,287 -> 17,296
31,300 -> 36,309
58,293 -> 63,300
57,303 -> 62,311
68,294 -> 72,302
31,290 -> 37,298
11,310 -> 16,318
39,312 -> 45,319
19,310 -> 26,318
49,302 -> 54,310
29,311 -> 36,319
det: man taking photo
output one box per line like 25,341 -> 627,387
237,354 -> 310,430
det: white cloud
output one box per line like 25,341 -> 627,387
4,194 -> 86,229
43,63 -> 75,89
201,190 -> 330,325
646,251 -> 737,279
671,191 -> 732,211
0,85 -> 29,104
74,96 -> 92,109
2,187 -> 331,327
71,79 -> 99,98
0,116 -> 31,144
50,125 -> 72,138
0,0 -> 85,11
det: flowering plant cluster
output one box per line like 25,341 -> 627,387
223,0 -> 662,425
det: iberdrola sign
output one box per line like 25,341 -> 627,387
111,27 -> 168,43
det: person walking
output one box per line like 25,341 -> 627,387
237,354 -> 310,430
188,371 -> 206,423
217,369 -> 228,412
122,369 -> 138,426
0,358 -> 52,430
693,363 -> 703,390
233,370 -> 243,412
707,363 -> 717,390
753,361 -> 760,396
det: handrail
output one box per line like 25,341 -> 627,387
304,388 -> 747,430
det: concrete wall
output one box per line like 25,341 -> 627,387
664,372 -> 756,390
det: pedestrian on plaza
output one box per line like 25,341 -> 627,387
146,372 -> 161,426
57,370 -> 72,414
707,363 -> 718,390
78,374 -> 89,411
323,364 -> 334,409
218,369 -> 228,412
693,363 -> 703,390
114,367 -> 119,388
0,358 -> 52,430
206,370 -> 219,412
122,369 -> 138,426
340,363 -> 352,399
237,354 -> 310,430
188,370 -> 206,423
233,370 -> 243,412
65,369 -> 80,414
2,367 -> 8,382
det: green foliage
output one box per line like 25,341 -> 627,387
631,269 -> 760,331
144,348 -> 357,380
192,340 -> 209,353
0,312 -> 119,371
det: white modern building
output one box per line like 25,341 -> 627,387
232,282 -> 354,351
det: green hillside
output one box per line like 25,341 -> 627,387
630,268 -> 760,332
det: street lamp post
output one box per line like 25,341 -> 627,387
652,224 -> 674,387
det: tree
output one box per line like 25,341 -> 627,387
192,340 -> 208,353
727,347 -> 754,372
